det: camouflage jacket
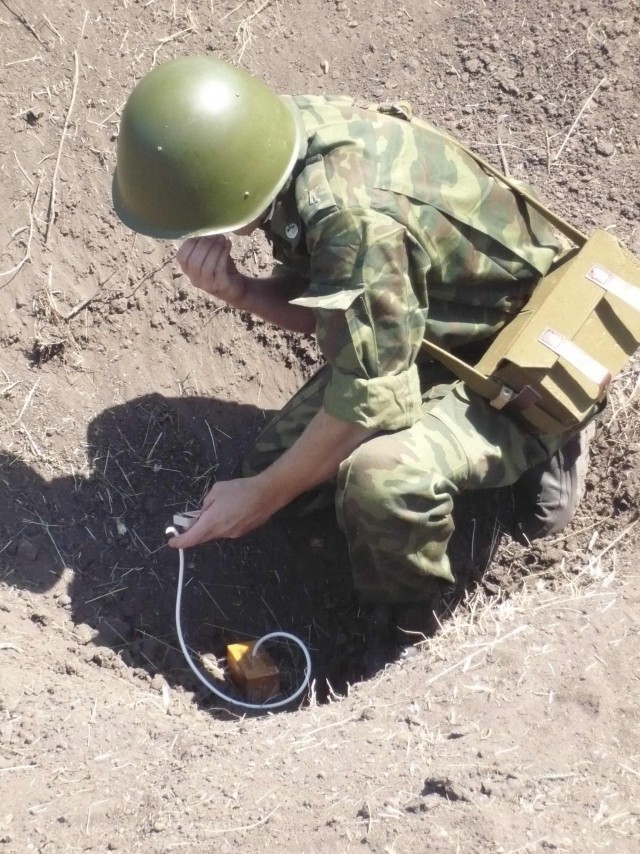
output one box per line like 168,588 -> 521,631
266,95 -> 561,430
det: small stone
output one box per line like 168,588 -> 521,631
151,674 -> 166,692
595,139 -> 615,157
463,57 -> 482,74
498,79 -> 520,96
75,624 -> 97,645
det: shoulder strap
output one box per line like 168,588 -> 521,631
408,112 -> 588,247
446,136 -> 588,247
372,100 -> 587,246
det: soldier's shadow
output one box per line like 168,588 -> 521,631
1,392 -> 515,708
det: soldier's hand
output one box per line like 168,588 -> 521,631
177,236 -> 247,307
167,476 -> 276,549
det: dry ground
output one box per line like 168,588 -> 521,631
1,0 -> 639,851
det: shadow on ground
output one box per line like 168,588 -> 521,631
1,392 -> 516,711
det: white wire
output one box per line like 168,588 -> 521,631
165,526 -> 312,711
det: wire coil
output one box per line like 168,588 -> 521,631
166,525 -> 312,711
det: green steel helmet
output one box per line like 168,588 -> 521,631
112,56 -> 300,238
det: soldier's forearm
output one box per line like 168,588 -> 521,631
236,273 -> 316,334
255,407 -> 374,512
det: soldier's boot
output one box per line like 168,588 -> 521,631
513,421 -> 596,542
361,603 -> 399,676
362,582 -> 444,674
392,588 -> 443,645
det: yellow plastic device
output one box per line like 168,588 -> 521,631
226,641 -> 281,704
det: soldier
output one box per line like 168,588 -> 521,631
112,56 -> 590,640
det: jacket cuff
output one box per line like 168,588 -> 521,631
323,364 -> 422,431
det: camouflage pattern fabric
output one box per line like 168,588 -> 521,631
249,96 -> 564,601
267,95 -> 561,431
243,363 -> 562,603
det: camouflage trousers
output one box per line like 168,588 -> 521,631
242,363 -> 561,604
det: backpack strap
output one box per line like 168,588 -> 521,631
441,137 -> 588,248
419,337 -> 541,414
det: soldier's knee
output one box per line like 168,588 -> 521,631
339,435 -> 406,510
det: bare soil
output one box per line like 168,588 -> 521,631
1,1 -> 639,851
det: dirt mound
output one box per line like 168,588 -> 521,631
1,0 -> 639,851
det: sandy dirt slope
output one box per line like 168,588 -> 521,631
1,0 -> 639,851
